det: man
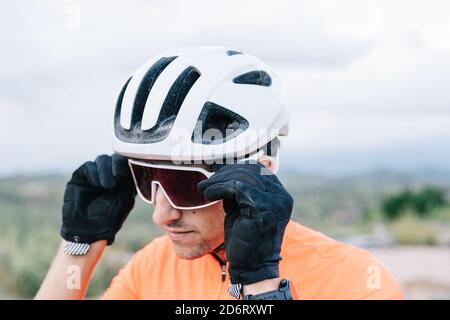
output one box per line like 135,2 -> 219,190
36,47 -> 403,300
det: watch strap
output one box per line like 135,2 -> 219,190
228,283 -> 243,299
243,279 -> 293,300
64,240 -> 90,256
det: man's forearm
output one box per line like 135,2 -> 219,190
35,240 -> 106,300
242,278 -> 281,296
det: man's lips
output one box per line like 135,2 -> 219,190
164,228 -> 195,241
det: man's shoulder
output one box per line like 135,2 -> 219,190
282,220 -> 366,272
282,221 -> 403,299
283,220 -> 356,257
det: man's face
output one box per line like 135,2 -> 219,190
152,185 -> 226,259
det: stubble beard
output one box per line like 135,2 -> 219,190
172,236 -> 222,259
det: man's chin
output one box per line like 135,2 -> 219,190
171,242 -> 211,260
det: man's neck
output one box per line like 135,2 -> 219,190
214,248 -> 226,264
211,243 -> 227,264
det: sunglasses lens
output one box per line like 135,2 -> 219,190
157,169 -> 211,208
130,163 -> 213,209
130,163 -> 155,202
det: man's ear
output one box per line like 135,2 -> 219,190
258,155 -> 276,173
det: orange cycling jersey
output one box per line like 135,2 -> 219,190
102,220 -> 403,300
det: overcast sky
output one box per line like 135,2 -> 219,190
1,0 -> 450,175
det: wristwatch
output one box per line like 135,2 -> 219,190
243,279 -> 293,300
63,237 -> 90,256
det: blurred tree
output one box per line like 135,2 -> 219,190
414,187 -> 446,217
382,187 -> 447,220
382,189 -> 414,220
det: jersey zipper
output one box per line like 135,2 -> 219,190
220,264 -> 226,282
211,253 -> 226,282
210,247 -> 228,299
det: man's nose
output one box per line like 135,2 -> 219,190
152,187 -> 182,225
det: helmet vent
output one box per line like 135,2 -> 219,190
114,62 -> 201,144
131,56 -> 177,129
233,70 -> 272,87
192,102 -> 249,145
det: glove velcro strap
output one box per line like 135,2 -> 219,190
64,241 -> 90,256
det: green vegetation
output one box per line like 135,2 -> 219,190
379,186 -> 448,246
388,212 -> 439,245
382,187 -> 447,221
0,169 -> 449,298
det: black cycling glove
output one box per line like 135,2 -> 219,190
198,163 -> 293,286
60,154 -> 136,245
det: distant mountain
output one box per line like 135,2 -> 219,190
280,166 -> 450,188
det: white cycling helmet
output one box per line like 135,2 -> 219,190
112,46 -> 289,163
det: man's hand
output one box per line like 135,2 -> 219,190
60,154 -> 136,245
198,163 -> 293,286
